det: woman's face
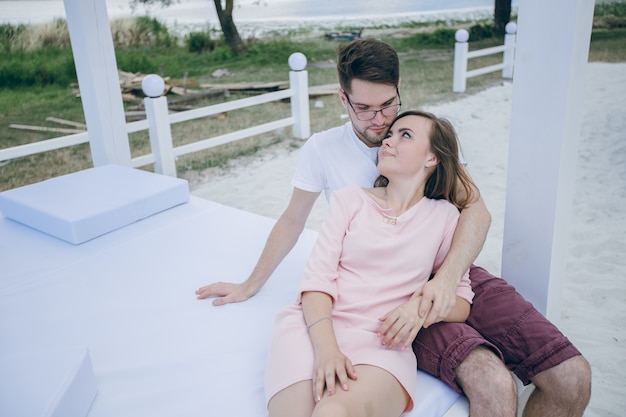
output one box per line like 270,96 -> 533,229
377,115 -> 436,178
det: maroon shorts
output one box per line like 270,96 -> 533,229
412,265 -> 581,394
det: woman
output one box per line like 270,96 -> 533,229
264,110 -> 477,417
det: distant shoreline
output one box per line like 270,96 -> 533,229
0,2 -> 516,38
226,8 -> 500,38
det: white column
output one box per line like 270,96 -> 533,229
63,0 -> 130,166
501,0 -> 596,323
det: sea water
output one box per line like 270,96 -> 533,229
0,0 -> 518,28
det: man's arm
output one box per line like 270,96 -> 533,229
195,188 -> 320,306
419,169 -> 491,326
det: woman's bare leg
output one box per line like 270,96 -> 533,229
312,365 -> 409,417
268,380 -> 315,417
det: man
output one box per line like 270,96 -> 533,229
196,38 -> 590,416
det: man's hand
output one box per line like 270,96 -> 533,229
378,297 -> 426,350
195,281 -> 257,306
418,277 -> 458,328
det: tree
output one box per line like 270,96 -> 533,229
131,0 -> 246,55
494,0 -> 512,37
213,0 -> 246,55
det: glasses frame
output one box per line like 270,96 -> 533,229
343,87 -> 402,121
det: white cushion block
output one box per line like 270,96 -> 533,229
0,348 -> 98,417
0,164 -> 189,244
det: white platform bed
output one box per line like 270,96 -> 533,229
0,166 -> 466,417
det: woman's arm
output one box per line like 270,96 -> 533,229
301,291 -> 357,402
443,296 -> 471,323
377,290 -> 470,350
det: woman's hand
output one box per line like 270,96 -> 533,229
312,347 -> 358,402
378,297 -> 425,350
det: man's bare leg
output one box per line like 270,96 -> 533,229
523,355 -> 591,417
455,346 -> 517,417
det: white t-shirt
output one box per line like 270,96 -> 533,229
291,122 -> 380,201
291,121 -> 467,202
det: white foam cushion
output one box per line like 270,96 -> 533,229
0,164 -> 189,244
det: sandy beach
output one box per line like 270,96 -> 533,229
189,62 -> 626,416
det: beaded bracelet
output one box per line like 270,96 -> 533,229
307,316 -> 332,330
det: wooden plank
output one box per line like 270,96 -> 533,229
45,117 -> 87,130
309,83 -> 339,97
199,81 -> 289,92
169,85 -> 200,96
121,93 -> 143,104
196,81 -> 337,98
166,89 -> 227,104
9,124 -> 85,134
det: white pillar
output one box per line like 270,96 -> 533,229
144,95 -> 176,176
63,0 -> 131,166
288,52 -> 310,139
501,0 -> 596,323
501,22 -> 517,79
142,74 -> 176,177
453,29 -> 469,93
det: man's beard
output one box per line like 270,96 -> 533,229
354,123 -> 389,147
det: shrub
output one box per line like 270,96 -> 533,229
186,32 -> 214,53
397,28 -> 457,49
0,48 -> 75,87
469,24 -> 495,40
595,0 -> 626,18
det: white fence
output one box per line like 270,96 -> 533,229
0,52 -> 311,178
453,23 -> 517,93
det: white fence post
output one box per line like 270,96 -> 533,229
142,75 -> 177,177
453,23 -> 517,93
453,29 -> 469,93
288,52 -> 311,139
2,55 -> 312,174
502,22 -> 517,79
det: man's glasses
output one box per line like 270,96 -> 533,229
344,88 -> 402,121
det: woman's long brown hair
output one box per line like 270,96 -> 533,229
374,110 -> 477,210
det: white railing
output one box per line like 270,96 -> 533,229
453,23 -> 517,93
0,52 -> 311,178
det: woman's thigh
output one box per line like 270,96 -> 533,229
315,365 -> 409,417
268,380 -> 315,417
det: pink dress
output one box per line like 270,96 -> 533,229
264,185 -> 474,412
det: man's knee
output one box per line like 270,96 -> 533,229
456,346 -> 516,396
533,355 -> 592,405
455,347 -> 517,416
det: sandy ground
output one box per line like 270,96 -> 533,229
188,62 -> 626,416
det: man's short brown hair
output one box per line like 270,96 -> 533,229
336,38 -> 400,94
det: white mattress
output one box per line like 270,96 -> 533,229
0,192 -> 463,416
0,347 -> 98,417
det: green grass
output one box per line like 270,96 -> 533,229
1,4 -> 625,191
589,28 -> 626,61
